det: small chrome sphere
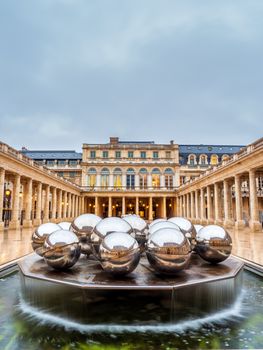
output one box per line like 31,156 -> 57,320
149,218 -> 166,228
168,217 -> 196,241
195,225 -> 232,264
70,214 -> 101,256
146,228 -> 191,275
148,220 -> 180,239
122,215 -> 148,250
91,217 -> 133,258
58,222 -> 71,230
194,224 -> 204,234
43,229 -> 81,270
32,223 -> 61,257
100,232 -> 140,275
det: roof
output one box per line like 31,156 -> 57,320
21,150 -> 82,160
179,144 -> 244,155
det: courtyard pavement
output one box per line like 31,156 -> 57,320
0,225 -> 262,267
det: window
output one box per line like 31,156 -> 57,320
188,154 -> 196,166
102,151 -> 108,158
69,160 -> 77,167
115,151 -> 121,159
87,168 -> 97,187
165,151 -> 171,159
57,160 -> 66,166
46,160 -> 55,166
139,168 -> 147,189
128,151 -> 134,158
90,151 -> 96,159
164,168 -> 173,189
126,168 -> 135,189
210,154 -> 218,165
141,151 -> 146,159
69,171 -> 76,178
222,154 -> 230,162
199,155 -> 207,165
58,172 -> 64,177
153,151 -> 159,159
101,168 -> 109,188
152,168 -> 161,188
113,168 -> 122,188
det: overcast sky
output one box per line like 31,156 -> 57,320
0,1 -> 262,151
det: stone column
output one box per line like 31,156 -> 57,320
23,178 -> 33,228
81,197 -> 85,215
249,170 -> 261,231
122,197 -> 126,216
35,182 -> 42,225
190,192 -> 194,221
71,195 -> 75,219
149,197 -> 153,221
223,179 -> 234,227
9,174 -> 21,229
135,197 -> 139,215
63,191 -> 67,219
108,197 -> 112,217
95,196 -> 99,216
51,188 -> 57,222
57,189 -> 62,220
0,168 -> 5,230
207,186 -> 213,223
235,175 -> 245,228
200,188 -> 206,224
182,195 -> 186,217
195,190 -> 200,223
186,193 -> 190,218
43,185 -> 50,223
68,193 -> 72,219
214,182 -> 222,225
162,197 -> 167,218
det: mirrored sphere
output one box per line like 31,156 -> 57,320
148,221 -> 180,238
149,218 -> 166,228
70,214 -> 101,256
168,217 -> 196,241
43,229 -> 81,270
32,223 -> 61,257
194,224 -> 204,234
100,232 -> 140,275
146,228 -> 191,275
122,215 -> 148,249
91,217 -> 133,258
195,225 -> 232,264
58,222 -> 71,230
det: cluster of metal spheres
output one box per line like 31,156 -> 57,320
31,214 -> 232,276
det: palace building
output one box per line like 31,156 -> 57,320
20,137 -> 244,221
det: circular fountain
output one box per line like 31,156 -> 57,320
18,217 -> 244,327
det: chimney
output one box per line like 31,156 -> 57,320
170,140 -> 174,145
110,137 -> 119,144
21,146 -> 28,151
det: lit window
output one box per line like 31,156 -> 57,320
210,154 -> 218,165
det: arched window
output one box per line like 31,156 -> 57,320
188,154 -> 196,166
164,168 -> 174,189
139,168 -> 147,189
87,168 -> 97,187
152,168 -> 161,188
199,154 -> 207,165
113,168 -> 122,188
101,168 -> 109,188
126,168 -> 135,189
210,154 -> 218,165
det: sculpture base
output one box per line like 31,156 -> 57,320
17,254 -> 244,325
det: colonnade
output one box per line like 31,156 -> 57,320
177,169 -> 263,231
0,167 -> 83,230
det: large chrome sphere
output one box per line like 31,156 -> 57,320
32,223 -> 61,257
122,215 -> 148,250
149,218 -> 166,228
194,224 -> 204,234
70,214 -> 101,256
43,229 -> 81,270
148,220 -> 180,239
58,222 -> 71,230
99,232 -> 140,275
168,217 -> 196,241
91,217 -> 133,258
146,227 -> 191,275
195,225 -> 232,264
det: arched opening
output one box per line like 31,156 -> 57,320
139,168 -> 147,189
152,168 -> 161,188
101,168 -> 109,188
126,168 -> 135,189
